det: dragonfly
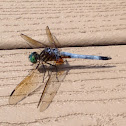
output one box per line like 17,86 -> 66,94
9,26 -> 111,112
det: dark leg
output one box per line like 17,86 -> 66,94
46,62 -> 59,81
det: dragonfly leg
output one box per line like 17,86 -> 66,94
35,60 -> 40,69
46,62 -> 58,72
46,62 -> 59,81
46,62 -> 56,67
35,61 -> 46,83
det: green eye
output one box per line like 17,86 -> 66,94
29,52 -> 38,63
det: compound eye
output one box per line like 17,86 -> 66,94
29,52 -> 38,63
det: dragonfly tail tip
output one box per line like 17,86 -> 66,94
100,56 -> 112,60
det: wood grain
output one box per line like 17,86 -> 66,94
1,0 -> 126,49
1,0 -> 126,125
0,46 -> 126,126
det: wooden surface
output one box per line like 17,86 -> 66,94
1,0 -> 126,125
1,0 -> 126,49
1,45 -> 126,126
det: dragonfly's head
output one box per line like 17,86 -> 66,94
29,52 -> 39,63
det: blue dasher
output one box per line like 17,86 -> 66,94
9,26 -> 111,112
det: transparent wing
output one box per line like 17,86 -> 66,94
38,59 -> 66,112
46,26 -> 61,48
21,34 -> 48,48
52,35 -> 62,51
9,69 -> 45,105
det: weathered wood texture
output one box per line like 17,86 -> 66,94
0,46 -> 126,126
1,0 -> 126,125
1,0 -> 126,49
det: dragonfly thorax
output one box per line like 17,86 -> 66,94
40,47 -> 60,62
